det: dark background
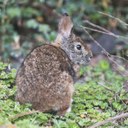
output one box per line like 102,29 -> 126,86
0,0 -> 128,68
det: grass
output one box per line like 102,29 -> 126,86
0,60 -> 128,128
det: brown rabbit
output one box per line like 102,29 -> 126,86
16,13 -> 92,115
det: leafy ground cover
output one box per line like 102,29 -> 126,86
0,61 -> 128,128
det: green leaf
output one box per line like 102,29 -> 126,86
25,19 -> 39,29
99,60 -> 110,71
7,7 -> 21,18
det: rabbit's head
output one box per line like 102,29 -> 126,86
54,13 -> 92,65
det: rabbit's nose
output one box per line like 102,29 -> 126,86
86,53 -> 93,62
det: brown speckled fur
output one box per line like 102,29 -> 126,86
16,45 -> 74,115
16,14 -> 92,115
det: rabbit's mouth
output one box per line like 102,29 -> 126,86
86,56 -> 92,63
73,54 -> 92,65
85,53 -> 93,62
82,55 -> 93,65
76,58 -> 91,65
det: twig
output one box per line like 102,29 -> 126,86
82,28 -> 128,77
83,29 -> 108,55
9,110 -> 39,121
83,20 -> 128,40
111,55 -> 128,63
88,112 -> 128,128
80,26 -> 116,37
106,53 -> 128,76
98,11 -> 128,27
84,20 -> 110,33
97,82 -> 116,94
80,25 -> 128,41
80,23 -> 128,62
98,80 -> 127,107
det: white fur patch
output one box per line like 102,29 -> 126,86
66,106 -> 71,113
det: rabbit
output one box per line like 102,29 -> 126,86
16,13 -> 92,115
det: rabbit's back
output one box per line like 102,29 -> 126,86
16,44 -> 75,114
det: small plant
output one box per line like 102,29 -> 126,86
0,60 -> 127,127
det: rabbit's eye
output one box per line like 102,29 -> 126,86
76,44 -> 81,50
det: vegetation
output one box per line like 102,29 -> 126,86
0,0 -> 128,128
0,0 -> 127,62
0,61 -> 128,128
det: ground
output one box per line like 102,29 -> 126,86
0,60 -> 128,128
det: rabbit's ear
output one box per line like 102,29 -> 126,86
53,14 -> 73,47
58,13 -> 73,38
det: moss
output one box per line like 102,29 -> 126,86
0,61 -> 127,127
